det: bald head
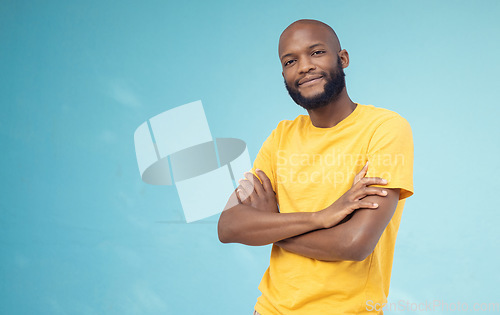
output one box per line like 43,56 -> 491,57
279,19 -> 341,57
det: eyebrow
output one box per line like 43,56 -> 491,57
280,43 -> 325,61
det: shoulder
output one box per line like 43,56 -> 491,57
359,104 -> 411,132
361,104 -> 409,123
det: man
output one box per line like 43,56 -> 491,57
218,19 -> 414,314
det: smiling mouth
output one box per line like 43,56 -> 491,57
298,76 -> 324,87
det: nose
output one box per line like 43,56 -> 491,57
297,56 -> 316,74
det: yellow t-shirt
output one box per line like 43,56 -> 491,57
252,104 -> 414,315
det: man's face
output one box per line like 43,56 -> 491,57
279,24 -> 346,110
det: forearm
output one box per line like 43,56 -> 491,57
276,190 -> 400,262
275,225 -> 358,261
218,204 -> 322,246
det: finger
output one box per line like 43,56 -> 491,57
356,176 -> 388,188
236,188 -> 250,204
357,200 -> 379,209
255,169 -> 274,193
353,187 -> 388,201
238,178 -> 255,198
244,171 -> 264,196
234,188 -> 242,203
353,161 -> 369,185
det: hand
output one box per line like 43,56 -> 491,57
315,161 -> 388,229
237,169 -> 279,213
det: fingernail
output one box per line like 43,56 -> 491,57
256,168 -> 261,172
382,190 -> 387,195
381,179 -> 388,184
374,203 -> 379,207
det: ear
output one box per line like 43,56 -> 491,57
281,71 -> 284,78
339,49 -> 350,68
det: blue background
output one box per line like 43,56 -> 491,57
1,0 -> 499,314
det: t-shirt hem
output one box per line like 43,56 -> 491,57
254,302 -> 271,315
371,182 -> 413,200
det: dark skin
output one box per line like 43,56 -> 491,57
217,20 -> 400,261
279,20 -> 355,128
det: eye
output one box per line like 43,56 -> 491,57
312,50 -> 326,56
284,59 -> 295,67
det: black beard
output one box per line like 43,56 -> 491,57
285,60 -> 346,110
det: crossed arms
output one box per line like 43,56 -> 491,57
217,162 -> 400,261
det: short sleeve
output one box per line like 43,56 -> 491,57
366,116 -> 414,200
249,128 -> 278,194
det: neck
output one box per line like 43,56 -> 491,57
306,89 -> 356,128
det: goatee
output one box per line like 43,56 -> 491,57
285,58 -> 346,110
